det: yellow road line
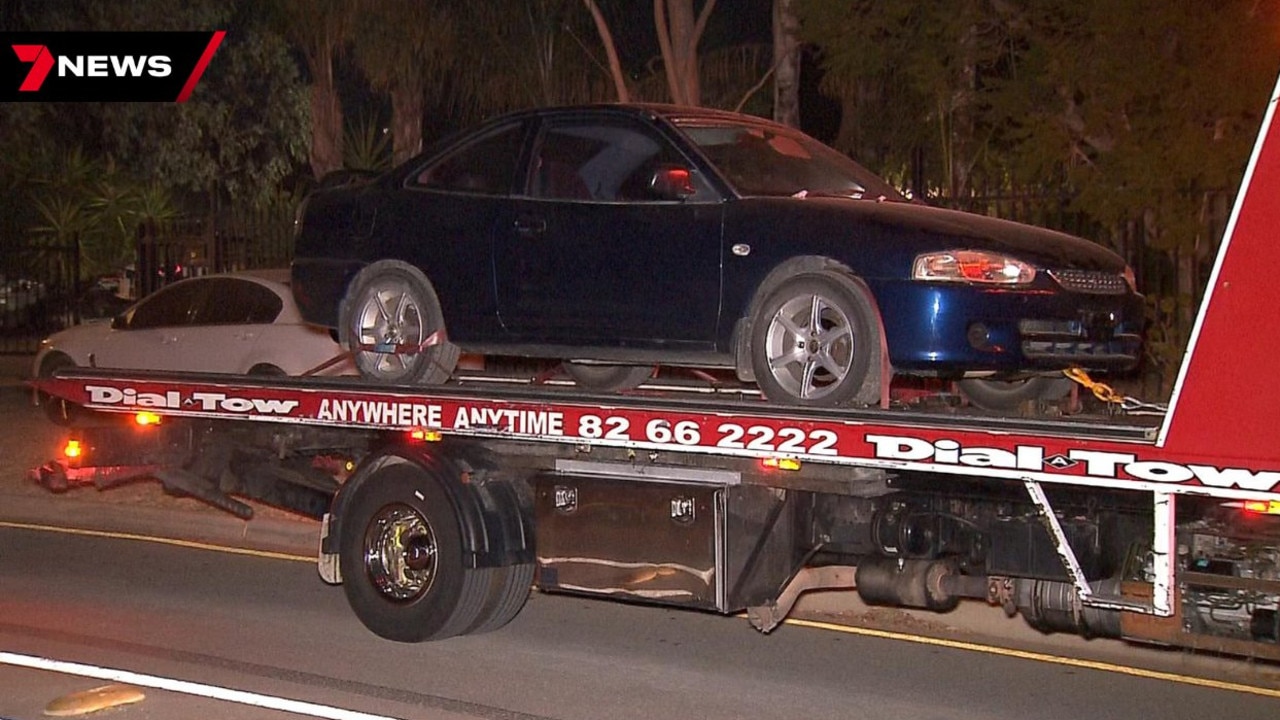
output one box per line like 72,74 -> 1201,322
0,520 -> 313,563
782,616 -> 1280,699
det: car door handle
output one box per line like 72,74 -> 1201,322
514,217 -> 547,238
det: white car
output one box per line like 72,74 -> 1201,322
34,270 -> 354,420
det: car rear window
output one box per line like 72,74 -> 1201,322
194,278 -> 283,325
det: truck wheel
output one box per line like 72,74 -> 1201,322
338,462 -> 488,642
465,562 -> 535,635
339,260 -> 460,385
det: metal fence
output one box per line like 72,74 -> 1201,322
0,203 -> 296,355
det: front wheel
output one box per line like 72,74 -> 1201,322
339,261 -> 460,385
749,274 -> 876,407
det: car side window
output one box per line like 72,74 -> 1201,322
529,117 -> 711,203
124,280 -> 206,329
411,123 -> 524,195
193,278 -> 283,325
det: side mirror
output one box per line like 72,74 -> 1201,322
648,165 -> 697,201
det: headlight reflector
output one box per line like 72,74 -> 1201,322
912,250 -> 1036,285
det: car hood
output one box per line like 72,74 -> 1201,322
800,197 -> 1126,272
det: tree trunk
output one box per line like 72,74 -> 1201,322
308,43 -> 343,180
583,0 -> 630,102
772,0 -> 801,127
390,82 -> 423,167
655,0 -> 715,106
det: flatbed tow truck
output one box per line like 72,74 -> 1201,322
27,78 -> 1280,658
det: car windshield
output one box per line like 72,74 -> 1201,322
678,122 -> 906,201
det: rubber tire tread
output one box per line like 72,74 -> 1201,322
562,362 -> 653,392
957,376 -> 1075,412
464,562 -> 535,635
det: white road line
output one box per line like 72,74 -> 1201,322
0,652 -> 404,720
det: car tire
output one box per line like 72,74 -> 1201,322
247,363 -> 287,377
339,261 -> 460,385
338,461 -> 490,642
562,362 -> 653,392
957,376 -> 1075,412
749,274 -> 876,407
37,353 -> 81,426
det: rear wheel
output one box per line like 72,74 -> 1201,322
339,261 -> 460,385
562,362 -> 653,392
465,562 -> 535,635
957,376 -> 1075,412
338,462 -> 488,642
749,274 -> 875,407
38,353 -> 80,426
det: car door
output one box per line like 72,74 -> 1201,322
370,121 -> 529,344
177,277 -> 286,373
98,279 -> 208,371
493,113 -> 725,349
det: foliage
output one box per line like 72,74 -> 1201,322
343,112 -> 393,174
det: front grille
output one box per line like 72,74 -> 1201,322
1048,269 -> 1129,295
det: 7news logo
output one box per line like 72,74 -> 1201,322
3,31 -> 224,102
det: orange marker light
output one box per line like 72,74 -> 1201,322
63,439 -> 82,459
1242,500 -> 1280,515
134,411 -> 162,426
408,428 -> 443,442
761,457 -> 802,471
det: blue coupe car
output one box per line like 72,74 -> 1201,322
290,104 -> 1142,410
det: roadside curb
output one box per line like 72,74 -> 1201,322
0,491 -> 320,559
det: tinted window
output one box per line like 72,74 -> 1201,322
193,278 -> 283,325
411,123 -> 524,195
529,117 -> 711,202
125,280 -> 206,329
679,123 -> 905,200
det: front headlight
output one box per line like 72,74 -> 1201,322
912,250 -> 1036,285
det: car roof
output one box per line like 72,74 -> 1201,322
485,102 -> 790,132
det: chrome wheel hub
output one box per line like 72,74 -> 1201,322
363,504 -> 438,601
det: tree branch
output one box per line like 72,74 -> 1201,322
582,0 -> 630,102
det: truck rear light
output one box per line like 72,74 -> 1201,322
63,439 -> 82,461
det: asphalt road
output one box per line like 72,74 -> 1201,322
1,525 -> 1279,720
